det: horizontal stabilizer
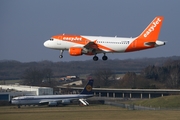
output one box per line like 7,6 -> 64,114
145,41 -> 165,47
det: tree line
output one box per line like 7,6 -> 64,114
1,56 -> 180,80
12,59 -> 180,89
1,56 -> 180,89
92,59 -> 180,89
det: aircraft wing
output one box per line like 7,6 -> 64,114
84,41 -> 99,49
83,40 -> 114,53
84,41 -> 97,48
83,41 -> 103,53
39,100 -> 50,104
39,101 -> 48,104
39,99 -> 62,104
39,99 -> 71,105
39,99 -> 89,106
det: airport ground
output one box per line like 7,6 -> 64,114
0,104 -> 180,120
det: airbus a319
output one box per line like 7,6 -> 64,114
44,16 -> 165,61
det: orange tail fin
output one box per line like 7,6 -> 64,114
125,16 -> 164,52
138,16 -> 164,42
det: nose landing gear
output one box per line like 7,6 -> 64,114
59,50 -> 64,58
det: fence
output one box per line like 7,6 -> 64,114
104,101 -> 163,110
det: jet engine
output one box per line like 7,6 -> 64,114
69,47 -> 83,56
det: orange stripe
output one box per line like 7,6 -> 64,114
96,44 -> 115,52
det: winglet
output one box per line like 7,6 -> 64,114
138,16 -> 164,42
80,79 -> 94,94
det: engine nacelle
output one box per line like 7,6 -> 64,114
69,47 -> 83,56
62,99 -> 71,105
48,101 -> 58,106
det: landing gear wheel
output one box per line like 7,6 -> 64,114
18,105 -> 20,108
102,56 -> 108,61
59,55 -> 63,58
93,56 -> 98,61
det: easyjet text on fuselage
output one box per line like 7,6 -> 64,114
63,37 -> 82,41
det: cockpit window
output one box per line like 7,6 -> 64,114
50,38 -> 54,41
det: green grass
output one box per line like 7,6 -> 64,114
128,95 -> 180,108
0,105 -> 180,120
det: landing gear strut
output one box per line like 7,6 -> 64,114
18,105 -> 21,108
59,50 -> 64,58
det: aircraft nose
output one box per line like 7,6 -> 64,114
44,41 -> 49,47
11,100 -> 16,104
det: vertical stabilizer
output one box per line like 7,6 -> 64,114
125,16 -> 164,52
80,79 -> 94,94
138,16 -> 164,42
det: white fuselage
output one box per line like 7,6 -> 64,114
44,36 -> 135,53
11,94 -> 93,105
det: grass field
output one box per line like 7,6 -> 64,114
0,105 -> 180,120
0,80 -> 21,85
121,95 -> 180,108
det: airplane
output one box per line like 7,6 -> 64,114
44,16 -> 165,61
11,79 -> 94,108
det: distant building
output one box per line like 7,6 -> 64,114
0,84 -> 53,97
59,76 -> 79,82
66,76 -> 78,79
63,80 -> 83,86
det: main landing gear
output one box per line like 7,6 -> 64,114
59,50 -> 64,58
93,56 -> 98,61
102,55 -> 108,60
93,53 -> 108,61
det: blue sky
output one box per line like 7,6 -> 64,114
0,0 -> 179,62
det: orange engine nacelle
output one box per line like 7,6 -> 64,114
69,47 -> 83,56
